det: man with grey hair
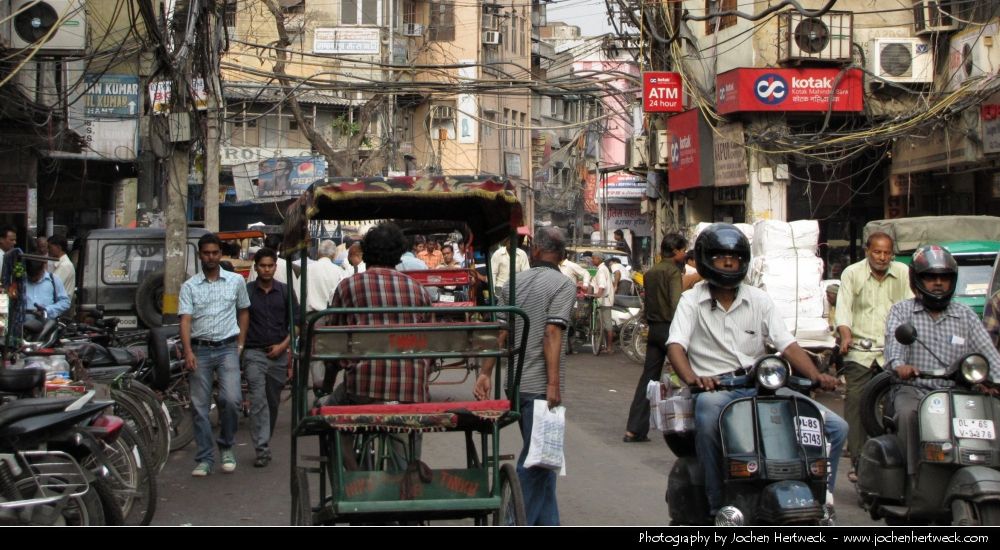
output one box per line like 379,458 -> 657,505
299,239 -> 344,313
590,250 -> 615,354
475,226 -> 576,525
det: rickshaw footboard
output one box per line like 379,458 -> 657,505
297,399 -> 518,435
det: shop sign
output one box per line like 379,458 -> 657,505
149,80 -> 171,115
313,27 -> 380,54
457,63 -> 477,144
83,119 -> 138,161
0,184 -> 27,214
84,74 -> 139,118
600,173 -> 646,202
713,121 -> 747,187
221,146 -> 313,166
642,72 -> 683,113
981,96 -> 1000,154
607,205 -> 651,237
257,156 -> 328,199
667,109 -> 713,192
715,68 -> 863,114
891,118 -> 976,174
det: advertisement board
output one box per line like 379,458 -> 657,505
642,72 -> 683,113
715,68 -> 863,114
84,74 -> 140,118
314,27 -> 380,54
257,156 -> 328,199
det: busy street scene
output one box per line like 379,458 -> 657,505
3,0 -> 1000,534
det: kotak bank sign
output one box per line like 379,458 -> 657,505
716,68 -> 863,114
643,72 -> 683,113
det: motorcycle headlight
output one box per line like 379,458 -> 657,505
960,354 -> 990,384
715,506 -> 745,526
755,356 -> 788,390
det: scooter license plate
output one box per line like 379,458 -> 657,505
953,418 -> 996,440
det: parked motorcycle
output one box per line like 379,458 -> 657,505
666,355 -> 832,526
857,322 -> 1000,525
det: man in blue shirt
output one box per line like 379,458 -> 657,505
25,259 -> 70,319
180,233 -> 251,477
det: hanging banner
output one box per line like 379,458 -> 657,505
667,109 -> 713,192
149,80 -> 172,115
715,68 -> 864,114
642,72 -> 683,113
458,62 -> 478,144
257,156 -> 328,200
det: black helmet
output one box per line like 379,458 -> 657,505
909,244 -> 958,310
694,223 -> 751,289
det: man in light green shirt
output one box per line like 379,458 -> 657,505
834,231 -> 912,480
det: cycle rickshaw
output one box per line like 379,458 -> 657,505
285,175 -> 529,525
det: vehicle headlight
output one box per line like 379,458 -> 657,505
715,506 -> 745,526
755,356 -> 788,390
960,354 -> 990,384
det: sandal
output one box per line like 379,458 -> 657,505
848,469 -> 858,483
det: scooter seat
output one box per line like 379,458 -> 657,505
0,397 -> 78,428
614,295 -> 642,309
0,369 -> 46,394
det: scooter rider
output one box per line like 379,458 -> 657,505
884,245 -> 1000,480
666,223 -> 848,518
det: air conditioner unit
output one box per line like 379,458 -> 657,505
8,0 -> 86,53
655,130 -> 669,168
482,31 -> 501,45
402,23 -> 423,36
430,105 -> 455,120
482,13 -> 499,31
913,0 -> 959,35
628,137 -> 648,171
870,37 -> 933,84
778,10 -> 853,64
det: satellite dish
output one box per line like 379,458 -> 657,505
14,1 -> 60,44
794,17 -> 830,54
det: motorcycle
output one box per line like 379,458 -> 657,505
665,355 -> 832,526
0,368 -> 125,525
856,322 -> 1000,525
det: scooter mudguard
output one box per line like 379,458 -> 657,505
756,480 -> 822,525
945,467 -> 1000,505
857,435 -> 906,502
667,456 -> 708,524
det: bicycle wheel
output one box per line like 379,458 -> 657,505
630,320 -> 648,365
122,381 -> 171,472
111,389 -> 162,471
619,315 -> 638,356
590,307 -> 604,356
85,424 -> 157,526
164,376 -> 195,452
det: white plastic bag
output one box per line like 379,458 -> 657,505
523,399 -> 566,471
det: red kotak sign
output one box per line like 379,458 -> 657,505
643,72 -> 683,113
667,109 -> 701,191
715,68 -> 863,114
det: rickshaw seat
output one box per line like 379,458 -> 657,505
307,399 -> 514,433
312,321 -> 507,356
404,269 -> 472,287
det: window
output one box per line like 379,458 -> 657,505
503,108 -> 510,147
705,0 -> 737,34
520,15 -> 525,56
428,1 -> 454,41
483,112 -> 495,137
224,0 -> 237,29
342,0 -> 380,25
402,0 -> 416,26
101,243 -> 198,285
519,112 -> 526,149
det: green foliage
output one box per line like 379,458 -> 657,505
331,116 -> 371,148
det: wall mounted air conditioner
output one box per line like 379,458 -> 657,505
482,31 -> 501,45
430,105 -> 455,120
655,130 -> 669,168
914,0 -> 959,35
628,136 -> 648,171
402,23 -> 423,36
8,0 -> 86,53
482,13 -> 499,31
778,10 -> 853,64
870,37 -> 934,84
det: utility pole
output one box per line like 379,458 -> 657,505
202,7 -> 222,233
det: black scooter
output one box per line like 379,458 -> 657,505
666,355 -> 832,526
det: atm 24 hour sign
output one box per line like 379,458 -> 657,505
643,72 -> 683,113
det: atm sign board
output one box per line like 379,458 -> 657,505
643,72 -> 683,113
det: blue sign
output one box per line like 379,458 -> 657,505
753,73 -> 788,105
84,74 -> 140,118
257,156 -> 328,199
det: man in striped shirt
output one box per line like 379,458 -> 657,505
475,226 -> 577,526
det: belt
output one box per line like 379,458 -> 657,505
191,335 -> 237,348
719,367 -> 750,378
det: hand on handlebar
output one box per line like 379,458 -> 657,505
686,375 -> 718,391
813,373 -> 840,392
894,365 -> 920,380
974,383 -> 1000,397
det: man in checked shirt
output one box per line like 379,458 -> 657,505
884,245 -> 1000,480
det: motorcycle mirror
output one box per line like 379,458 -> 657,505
895,323 -> 918,346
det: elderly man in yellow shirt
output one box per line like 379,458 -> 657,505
834,231 -> 912,482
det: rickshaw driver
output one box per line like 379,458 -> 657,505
666,223 -> 847,520
321,222 -> 435,467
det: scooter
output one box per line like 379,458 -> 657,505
666,355 -> 832,526
856,322 -> 1000,525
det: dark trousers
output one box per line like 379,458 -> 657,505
625,322 -> 670,438
844,360 -> 877,461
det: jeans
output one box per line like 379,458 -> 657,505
517,394 -> 560,526
694,384 -> 848,512
625,322 -> 670,438
189,343 -> 242,465
243,348 -> 288,457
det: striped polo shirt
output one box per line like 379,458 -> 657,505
178,269 -> 251,341
667,281 -> 796,378
498,263 -> 577,395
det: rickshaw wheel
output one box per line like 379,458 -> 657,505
292,467 -> 313,525
493,463 -> 527,525
590,314 -> 603,356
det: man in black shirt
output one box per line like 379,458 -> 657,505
243,247 -> 297,467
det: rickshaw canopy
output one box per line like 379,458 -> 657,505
282,175 -> 522,254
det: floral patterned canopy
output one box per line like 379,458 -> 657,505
283,175 -> 523,253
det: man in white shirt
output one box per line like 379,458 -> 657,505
590,251 -> 615,354
300,240 -> 345,313
0,225 -> 16,279
490,237 -> 530,298
48,235 -> 75,302
559,255 -> 590,289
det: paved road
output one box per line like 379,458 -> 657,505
151,351 -> 874,526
